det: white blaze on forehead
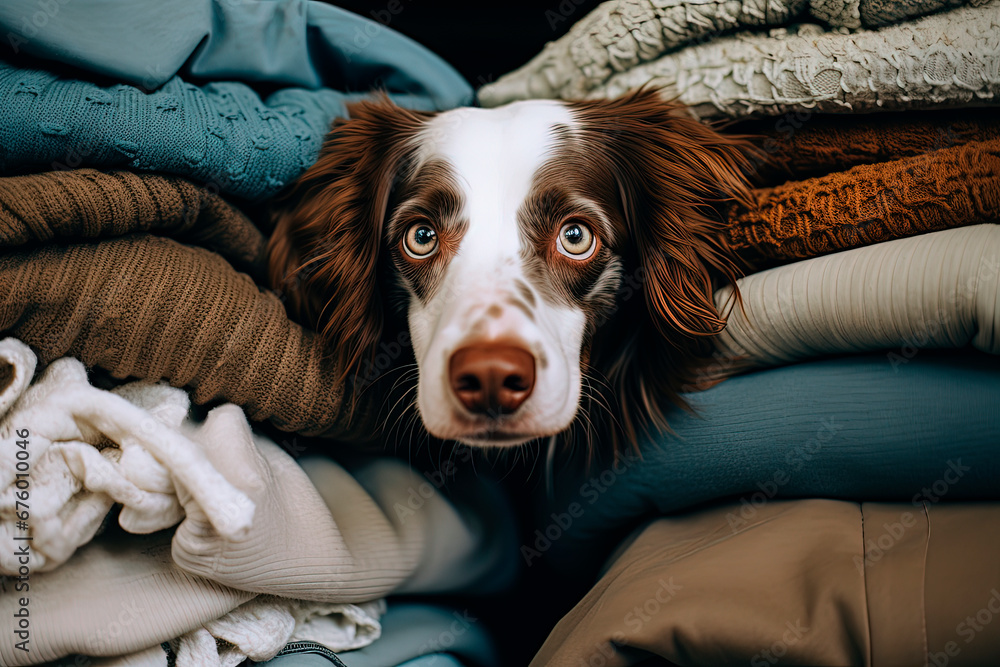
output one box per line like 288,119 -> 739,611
415,100 -> 577,258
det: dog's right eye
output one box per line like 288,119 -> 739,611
403,222 -> 439,259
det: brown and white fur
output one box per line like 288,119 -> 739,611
268,89 -> 755,450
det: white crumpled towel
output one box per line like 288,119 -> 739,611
0,337 -> 255,573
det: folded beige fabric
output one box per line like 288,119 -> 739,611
478,0 -> 980,107
0,423 -> 500,665
170,596 -> 384,667
595,1 -> 1000,119
533,499 -> 1000,666
714,225 -> 1000,369
811,0 -> 970,28
0,529 -> 384,667
0,530 -> 255,665
0,338 -> 254,573
484,1 -> 1000,121
477,0 -> 808,105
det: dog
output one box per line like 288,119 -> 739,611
267,88 -> 755,449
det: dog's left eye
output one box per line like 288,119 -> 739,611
403,222 -> 439,259
556,220 -> 596,260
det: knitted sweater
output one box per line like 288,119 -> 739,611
0,59 -> 345,201
0,0 -> 471,106
727,138 -> 1000,266
480,1 -> 1000,120
478,0 -> 978,106
0,168 -> 266,273
740,108 -> 1000,187
0,170 -> 357,438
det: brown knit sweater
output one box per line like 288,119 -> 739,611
739,107 -> 1000,186
727,111 -> 1000,267
0,170 -> 362,438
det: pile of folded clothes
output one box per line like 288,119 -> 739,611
0,0 -> 997,665
0,2 -> 517,667
483,1 -> 1000,664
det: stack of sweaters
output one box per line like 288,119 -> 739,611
0,3 -> 517,667
483,1 -> 1000,665
0,0 -> 997,666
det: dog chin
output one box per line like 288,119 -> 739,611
421,413 -> 574,448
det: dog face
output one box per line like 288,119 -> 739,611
269,89 -> 753,449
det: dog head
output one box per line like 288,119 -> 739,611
269,89 -> 754,448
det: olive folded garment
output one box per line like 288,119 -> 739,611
533,500 -> 1000,666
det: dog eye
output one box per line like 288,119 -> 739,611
403,222 -> 439,259
556,220 -> 596,259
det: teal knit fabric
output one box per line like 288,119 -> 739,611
0,59 -> 361,201
0,0 -> 472,105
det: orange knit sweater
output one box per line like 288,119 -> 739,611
728,110 -> 1000,267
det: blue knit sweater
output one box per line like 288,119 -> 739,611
0,60 -> 356,201
0,0 -> 472,201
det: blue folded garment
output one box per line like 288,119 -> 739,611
0,56 -> 450,201
0,0 -> 471,107
335,603 -> 497,667
537,350 -> 1000,575
0,1 -> 472,201
0,58 -> 346,200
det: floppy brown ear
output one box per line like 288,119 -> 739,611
571,88 -> 758,443
573,88 -> 756,340
267,94 -> 432,385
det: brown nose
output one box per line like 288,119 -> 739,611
449,345 -> 535,416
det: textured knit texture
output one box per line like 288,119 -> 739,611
855,0 -> 973,27
0,343 -> 512,665
479,1 -> 1000,120
0,338 -> 254,574
0,169 -> 266,273
172,597 -> 383,666
714,225 -> 1000,369
0,0 -> 472,107
0,235 -> 356,438
0,169 -> 361,435
0,59 -> 346,201
726,139 -> 1000,265
478,0 -> 983,107
740,107 -> 1000,186
477,0 -> 808,104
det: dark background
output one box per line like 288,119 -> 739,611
331,1 -> 606,92
322,3 -> 615,665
